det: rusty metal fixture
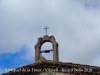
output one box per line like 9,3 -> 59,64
40,49 -> 53,53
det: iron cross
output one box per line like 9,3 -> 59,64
43,26 -> 49,35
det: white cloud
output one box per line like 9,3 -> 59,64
0,0 -> 100,66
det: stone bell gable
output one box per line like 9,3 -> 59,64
35,35 -> 59,62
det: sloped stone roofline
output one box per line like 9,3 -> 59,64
1,60 -> 100,75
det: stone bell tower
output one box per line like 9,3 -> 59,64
35,26 -> 59,62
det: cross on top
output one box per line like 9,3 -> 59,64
43,26 -> 49,35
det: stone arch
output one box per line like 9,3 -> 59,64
35,35 -> 59,62
41,42 -> 52,50
41,42 -> 53,60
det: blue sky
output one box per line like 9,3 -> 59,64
0,45 -> 34,73
0,0 -> 100,74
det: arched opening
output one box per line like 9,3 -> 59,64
41,42 -> 53,60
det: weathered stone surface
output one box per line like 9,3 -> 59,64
1,60 -> 100,75
35,35 -> 59,62
39,56 -> 46,62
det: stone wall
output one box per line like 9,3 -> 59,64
40,72 -> 74,75
1,60 -> 100,75
39,72 -> 100,75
